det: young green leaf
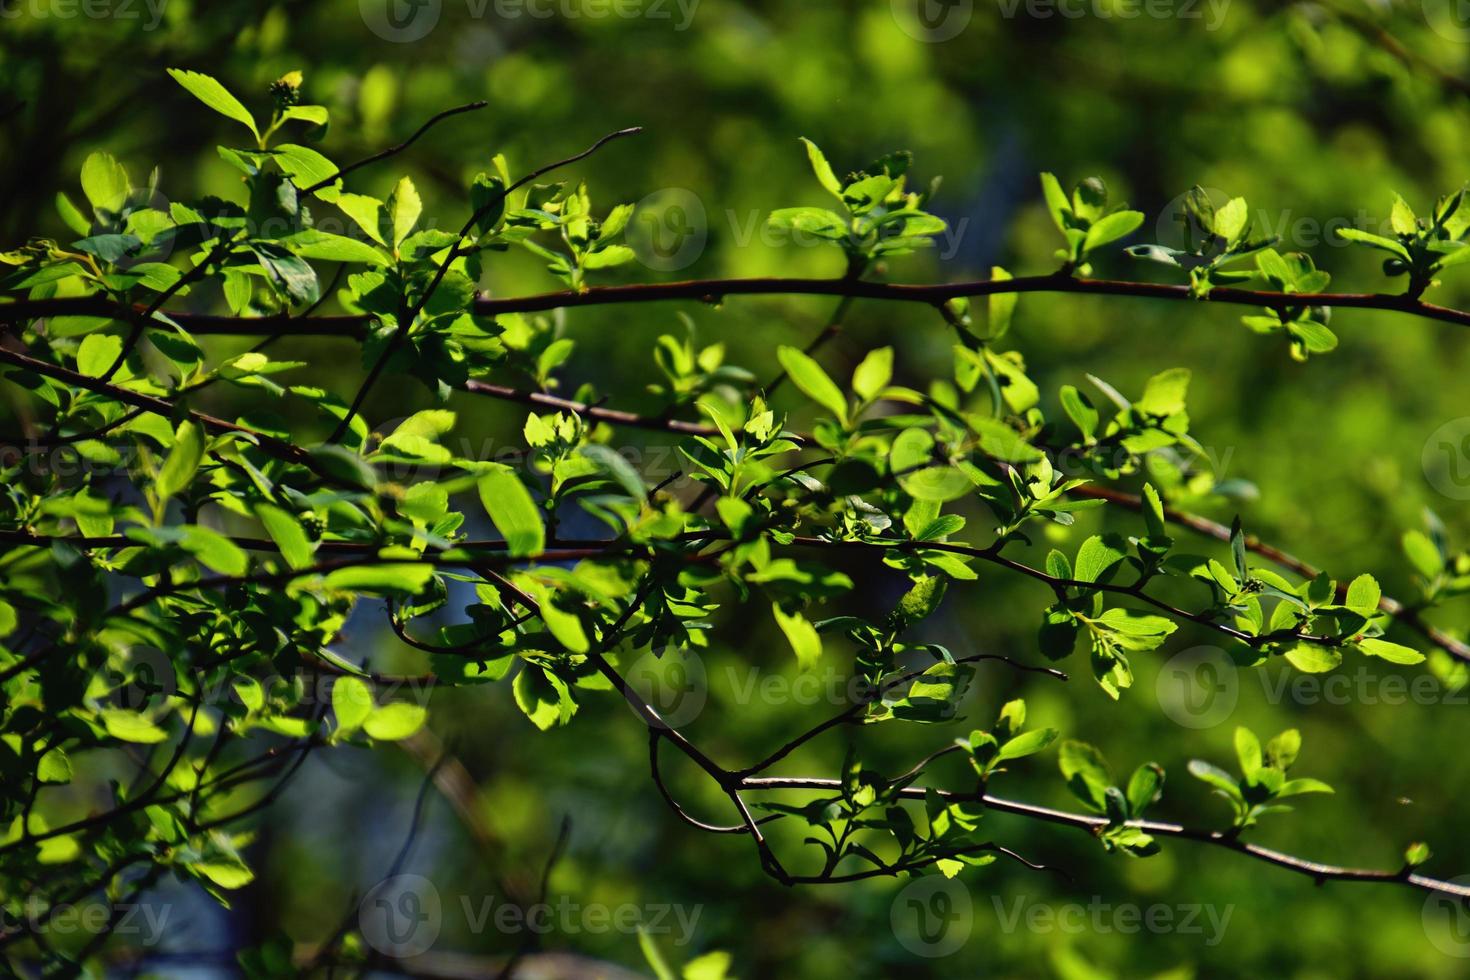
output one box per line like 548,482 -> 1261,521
167,68 -> 260,141
776,345 -> 848,425
478,465 -> 545,558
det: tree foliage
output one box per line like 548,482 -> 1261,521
3,64 -> 1470,975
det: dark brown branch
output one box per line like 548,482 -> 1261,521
1073,485 -> 1470,663
734,653 -> 1067,780
0,344 -> 340,482
301,101 -> 489,195
783,535 -> 1340,649
738,776 -> 1470,900
14,272 -> 1470,338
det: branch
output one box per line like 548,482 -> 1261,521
782,534 -> 1340,649
14,272 -> 1470,337
0,344 -> 343,484
737,776 -> 1470,900
301,100 -> 490,195
1072,485 -> 1470,663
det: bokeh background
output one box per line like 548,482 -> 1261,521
6,0 -> 1470,975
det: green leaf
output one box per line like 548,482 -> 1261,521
896,575 -> 947,623
1083,210 -> 1144,251
156,420 -> 206,504
332,677 -> 373,734
1345,573 -> 1381,613
1390,194 -> 1417,237
321,564 -> 434,595
282,230 -> 388,267
851,346 -> 893,402
478,465 -> 545,558
273,144 -> 339,191
777,346 -> 848,425
363,702 -> 428,741
987,266 -> 1016,340
167,68 -> 259,140
579,444 -> 648,501
1059,384 -> 1098,439
799,137 -> 843,198
520,580 -> 589,654
1187,759 -> 1240,797
100,709 -> 169,744
1214,197 -> 1249,242
386,176 -> 422,248
1285,644 -> 1342,674
773,604 -> 822,670
79,152 -> 130,214
1059,740 -> 1112,812
257,504 -> 314,571
328,192 -> 387,246
37,747 -> 72,785
1234,727 -> 1262,778
1403,529 -> 1444,580
56,191 -> 91,235
1336,227 -> 1410,260
1265,729 -> 1300,769
1039,172 -> 1071,234
195,856 -> 255,890
1277,777 -> 1334,797
182,526 -> 248,576
76,333 -> 123,378
1125,763 -> 1164,816
1137,367 -> 1190,417
639,926 -> 680,980
1074,534 -> 1127,583
1357,637 -> 1426,665
995,727 -> 1058,762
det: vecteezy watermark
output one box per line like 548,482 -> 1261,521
358,875 -> 702,958
992,895 -> 1234,945
1423,418 -> 1470,501
0,0 -> 167,29
116,646 -> 178,712
1153,186 -> 1423,254
624,646 -> 708,728
360,0 -> 699,43
625,190 -> 972,272
1156,644 -> 1239,729
1156,644 -> 1469,729
627,189 -> 708,272
1423,0 -> 1470,44
1,898 -> 171,946
891,0 -> 975,42
891,875 -> 973,958
994,0 -> 1230,27
1422,876 -> 1470,958
360,875 -> 443,958
460,894 -> 701,944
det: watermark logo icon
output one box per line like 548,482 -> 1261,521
117,646 -> 177,712
1424,0 -> 1470,43
891,0 -> 974,41
625,646 -> 707,728
891,875 -> 972,957
1156,645 -> 1238,729
1154,185 -> 1230,252
361,0 -> 442,42
1422,876 -> 1470,957
359,874 -> 442,958
627,188 -> 708,272
1423,418 -> 1470,501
